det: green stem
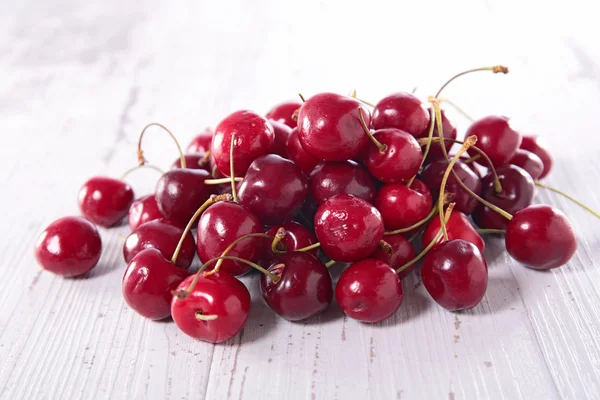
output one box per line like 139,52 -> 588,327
205,177 -> 243,185
324,260 -> 336,268
207,233 -> 276,275
295,242 -> 321,252
120,164 -> 164,181
137,122 -> 186,169
435,65 -> 509,98
477,229 -> 506,235
384,206 -> 437,236
230,133 -> 238,202
438,98 -> 475,122
535,181 -> 600,219
358,107 -> 387,153
271,227 -> 287,255
408,106 -> 437,187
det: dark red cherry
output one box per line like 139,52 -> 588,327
372,92 -> 430,138
505,205 -> 576,270
197,201 -> 262,276
212,110 -> 275,176
287,127 -> 319,175
155,168 -> 212,227
297,93 -> 370,161
465,115 -> 522,167
171,272 -> 251,343
270,121 -> 293,159
266,100 -> 302,128
473,165 -> 535,230
420,159 -> 482,215
122,248 -> 189,320
421,239 -> 488,311
262,222 -> 318,266
508,149 -> 544,181
186,129 -> 213,154
123,220 -> 195,269
370,233 -> 416,279
128,195 -> 166,231
78,176 -> 134,227
422,211 -> 485,254
238,154 -> 308,226
375,181 -> 432,231
423,109 -> 458,160
171,152 -> 210,171
309,160 -> 376,206
363,128 -> 422,183
520,135 -> 553,179
335,259 -> 403,323
314,194 -> 384,262
260,252 -> 333,321
35,216 -> 102,277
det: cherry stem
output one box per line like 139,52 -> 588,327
477,229 -> 506,235
383,192 -> 451,236
535,181 -> 600,219
271,228 -> 288,255
378,240 -> 393,254
206,233 -> 277,276
229,133 -> 239,202
435,65 -> 509,98
408,106 -> 437,187
205,177 -> 243,185
298,93 -> 306,103
294,242 -> 322,253
137,122 -> 187,169
438,98 -> 475,122
120,164 -> 164,181
358,107 -> 387,153
324,260 -> 336,268
195,312 -> 218,321
463,154 -> 481,164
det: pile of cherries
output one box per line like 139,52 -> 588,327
34,66 -> 595,343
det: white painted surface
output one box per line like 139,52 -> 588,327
1,1 -> 599,399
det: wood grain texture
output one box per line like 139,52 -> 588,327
1,0 -> 599,399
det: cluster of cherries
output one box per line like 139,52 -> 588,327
34,65 -> 597,344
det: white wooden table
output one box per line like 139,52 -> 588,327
1,1 -> 599,399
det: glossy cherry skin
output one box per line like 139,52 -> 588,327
473,165 -> 535,230
78,176 -> 134,227
420,159 -> 482,215
370,233 -> 416,279
309,160 -> 376,206
466,115 -> 522,167
422,239 -> 488,311
505,205 -> 577,270
212,110 -> 275,176
186,129 -> 213,154
422,211 -> 485,254
520,135 -> 553,179
270,121 -> 293,159
128,195 -> 166,231
238,154 -> 308,226
35,216 -> 102,277
314,194 -> 384,262
171,152 -> 210,171
372,92 -> 430,138
287,127 -> 319,175
155,168 -> 212,227
260,252 -> 333,321
363,128 -> 422,183
122,248 -> 189,320
196,201 -> 262,276
335,259 -> 403,323
266,100 -> 302,128
375,181 -> 432,231
508,149 -> 544,181
262,222 -> 318,266
171,272 -> 251,343
298,93 -> 370,161
423,109 -> 458,160
123,220 -> 195,269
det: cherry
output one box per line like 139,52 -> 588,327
78,176 -> 134,227
421,239 -> 488,311
171,272 -> 251,343
375,180 -> 432,231
186,128 -> 213,154
128,195 -> 165,231
370,234 -> 416,279
465,116 -> 522,167
423,109 -> 457,160
422,210 -> 485,254
260,252 -> 332,321
123,220 -> 195,269
238,154 -> 308,226
314,194 -> 384,262
297,93 -> 370,161
35,216 -> 102,277
270,121 -> 293,159
286,127 -> 319,175
171,152 -> 210,171
473,165 -> 535,230
262,222 -> 318,266
122,248 -> 189,320
335,259 -> 403,323
265,100 -> 302,128
212,110 -> 275,176
508,149 -> 544,181
520,135 -> 553,179
309,160 -> 376,206
505,205 -> 577,270
196,201 -> 262,276
371,92 -> 429,138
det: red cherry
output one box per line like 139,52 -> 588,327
465,116 -> 522,166
508,149 -> 544,181
520,135 -> 553,179
238,154 -> 308,226
266,100 -> 301,128
363,128 -> 422,183
375,181 -> 432,231
335,259 -> 403,323
260,252 -> 333,321
78,176 -> 134,227
171,272 -> 251,343
171,152 -> 210,171
422,211 -> 485,254
212,110 -> 275,176
262,222 -> 318,266
35,216 -> 102,277
505,205 -> 577,270
421,239 -> 488,311
128,195 -> 166,231
286,127 -> 319,175
423,109 -> 458,160
270,121 -> 293,159
370,233 -> 416,279
123,220 -> 195,269
297,93 -> 370,161
122,248 -> 189,320
186,129 -> 213,154
314,194 -> 384,262
309,160 -> 376,206
372,92 -> 430,138
155,169 -> 212,227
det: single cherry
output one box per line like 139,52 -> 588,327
286,127 -> 319,175
371,92 -> 430,137
520,135 -> 553,179
186,128 -> 213,154
261,221 -> 318,266
171,152 -> 210,171
78,176 -> 134,227
335,259 -> 403,323
508,149 -> 544,181
265,100 -> 302,128
375,180 -> 432,231
423,109 -> 458,160
35,216 -> 102,277
309,160 -> 376,206
422,210 -> 485,254
370,234 -> 416,279
465,115 -> 522,167
363,128 -> 423,183
128,195 -> 166,231
270,121 -> 293,159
